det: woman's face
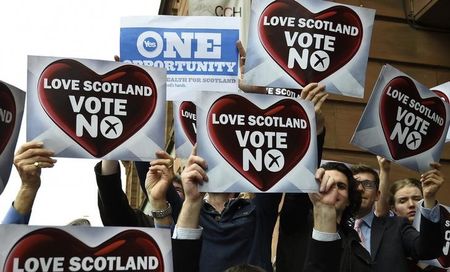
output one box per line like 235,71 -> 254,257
393,185 -> 423,223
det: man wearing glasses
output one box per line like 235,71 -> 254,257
349,163 -> 444,271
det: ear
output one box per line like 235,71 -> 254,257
375,190 -> 381,201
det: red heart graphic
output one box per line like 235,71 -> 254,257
4,228 -> 164,272
207,94 -> 310,191
258,0 -> 363,86
0,82 -> 16,156
437,206 -> 450,268
433,90 -> 450,104
179,101 -> 197,145
379,76 -> 446,160
38,59 -> 157,157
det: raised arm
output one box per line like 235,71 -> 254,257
421,162 -> 444,209
145,151 -> 176,227
172,146 -> 207,272
375,156 -> 391,216
402,162 -> 445,260
3,141 -> 56,224
95,160 -> 153,227
304,168 -> 341,272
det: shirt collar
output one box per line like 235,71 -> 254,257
360,209 -> 375,227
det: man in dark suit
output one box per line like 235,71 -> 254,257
349,163 -> 445,271
305,162 -> 444,272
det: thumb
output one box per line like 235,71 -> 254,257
191,144 -> 197,157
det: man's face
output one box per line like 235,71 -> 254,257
393,185 -> 423,223
325,169 -> 350,213
354,172 -> 379,216
173,181 -> 185,200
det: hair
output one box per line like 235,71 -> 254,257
321,162 -> 361,224
350,164 -> 380,188
388,178 -> 422,206
67,218 -> 91,226
224,264 -> 266,272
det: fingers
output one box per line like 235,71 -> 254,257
149,164 -> 171,177
155,150 -> 172,160
151,150 -> 174,170
421,169 -> 444,185
14,143 -> 56,181
15,141 -> 44,156
238,81 -> 266,94
314,168 -> 335,193
192,144 -> 198,156
300,83 -> 324,100
236,40 -> 246,60
421,163 -> 444,197
237,40 -> 246,79
314,93 -> 328,112
315,168 -> 325,181
430,162 -> 441,170
14,142 -> 56,171
187,146 -> 208,170
315,168 -> 328,192
322,173 -> 335,193
181,164 -> 208,188
305,84 -> 326,102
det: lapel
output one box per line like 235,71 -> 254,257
342,226 -> 372,265
370,215 -> 385,261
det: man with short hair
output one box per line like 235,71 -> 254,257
349,162 -> 444,271
278,161 -> 362,272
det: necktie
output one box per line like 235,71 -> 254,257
354,218 -> 365,245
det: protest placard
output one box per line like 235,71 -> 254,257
27,56 -> 166,160
0,225 -> 172,272
0,81 -> 25,194
173,100 -> 197,159
413,204 -> 450,271
431,82 -> 450,142
351,65 -> 450,172
120,16 -> 240,100
243,0 -> 375,98
197,91 -> 317,192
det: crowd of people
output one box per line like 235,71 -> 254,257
1,43 -> 447,272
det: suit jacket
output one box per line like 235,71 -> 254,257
304,239 -> 342,272
341,214 -> 444,272
172,238 -> 202,272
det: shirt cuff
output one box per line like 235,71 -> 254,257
172,225 -> 203,240
312,228 -> 341,242
2,203 -> 31,224
155,223 -> 172,229
418,199 -> 440,223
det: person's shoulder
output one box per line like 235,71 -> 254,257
374,214 -> 409,228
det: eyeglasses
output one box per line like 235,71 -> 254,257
355,179 -> 377,190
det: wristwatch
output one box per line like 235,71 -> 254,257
151,202 -> 172,219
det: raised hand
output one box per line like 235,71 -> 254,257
181,145 -> 208,204
146,150 -> 175,207
421,162 -> 444,208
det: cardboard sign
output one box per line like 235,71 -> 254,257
431,82 -> 450,142
120,16 -> 240,100
243,0 -> 375,98
413,205 -> 450,271
265,86 -> 302,99
0,81 -> 25,194
0,225 -> 172,272
351,65 -> 450,172
197,91 -> 317,192
188,0 -> 251,47
173,100 -> 197,159
27,56 -> 167,160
